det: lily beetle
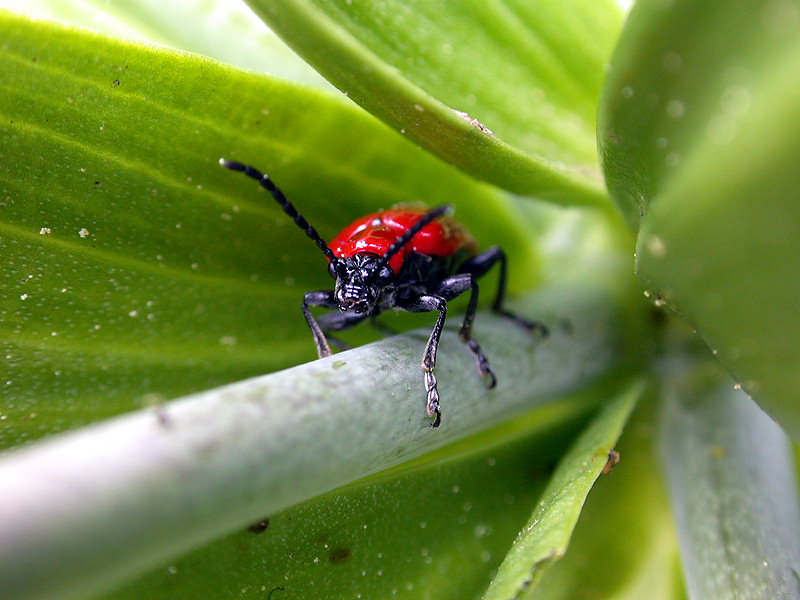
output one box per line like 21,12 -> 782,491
221,159 -> 547,427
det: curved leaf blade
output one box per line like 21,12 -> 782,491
530,390 -> 683,600
599,0 -> 800,440
598,0 -> 797,226
108,399 -> 596,600
247,0 -> 619,205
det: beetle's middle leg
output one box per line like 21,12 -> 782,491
458,246 -> 548,337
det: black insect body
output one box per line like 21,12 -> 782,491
221,159 -> 547,427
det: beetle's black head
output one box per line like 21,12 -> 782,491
329,254 -> 394,314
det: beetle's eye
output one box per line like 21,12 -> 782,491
328,261 -> 339,278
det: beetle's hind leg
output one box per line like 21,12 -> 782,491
458,246 -> 548,337
437,274 -> 497,388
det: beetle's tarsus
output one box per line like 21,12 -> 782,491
493,307 -> 548,338
484,367 -> 497,389
424,369 -> 441,427
459,331 -> 496,388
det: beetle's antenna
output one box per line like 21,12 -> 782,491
370,205 -> 451,278
220,159 -> 337,262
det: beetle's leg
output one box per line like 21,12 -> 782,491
398,294 -> 448,428
325,336 -> 351,351
459,246 -> 548,337
437,274 -> 497,388
316,310 -> 371,350
302,291 -> 338,358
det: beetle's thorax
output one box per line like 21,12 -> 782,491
333,254 -> 394,314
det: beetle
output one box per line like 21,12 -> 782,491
220,159 -> 547,427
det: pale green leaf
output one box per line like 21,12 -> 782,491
660,351 -> 800,599
107,397 -> 598,600
247,0 -> 620,205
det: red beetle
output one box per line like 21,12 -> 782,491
221,159 -> 547,427
330,206 -> 477,275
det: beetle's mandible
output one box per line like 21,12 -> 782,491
220,159 -> 547,427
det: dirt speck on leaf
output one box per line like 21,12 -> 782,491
452,109 -> 494,136
329,546 -> 351,564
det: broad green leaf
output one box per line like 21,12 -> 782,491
599,0 -> 800,440
660,350 -> 800,599
0,12 -> 537,448
0,0 -> 334,89
247,0 -> 620,205
483,377 -> 642,600
529,389 -> 684,600
107,396 -> 598,600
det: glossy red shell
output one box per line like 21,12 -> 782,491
329,207 -> 477,274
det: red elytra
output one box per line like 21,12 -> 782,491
329,207 -> 478,274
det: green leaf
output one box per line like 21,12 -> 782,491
483,377 -> 642,600
106,397 -> 597,600
529,389 -> 684,600
598,0 -> 800,441
0,11 -> 535,448
660,351 -> 800,599
0,0 -> 334,89
246,0 -> 620,205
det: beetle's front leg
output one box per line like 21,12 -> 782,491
302,290 -> 337,358
398,294 -> 448,428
